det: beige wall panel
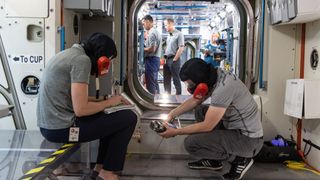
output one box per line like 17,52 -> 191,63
256,24 -> 297,140
303,19 -> 320,170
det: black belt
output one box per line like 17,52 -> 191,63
164,55 -> 175,59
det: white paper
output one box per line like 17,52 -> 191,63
284,79 -> 304,118
104,104 -> 136,114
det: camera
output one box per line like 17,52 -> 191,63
150,120 -> 177,133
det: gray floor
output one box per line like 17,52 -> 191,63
5,130 -> 316,180
120,155 -> 319,180
56,154 -> 319,180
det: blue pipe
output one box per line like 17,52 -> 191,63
155,17 -> 208,21
139,30 -> 144,66
157,5 -> 207,9
150,12 -> 189,15
175,26 -> 199,28
259,0 -> 265,89
60,26 -> 65,51
190,18 -> 208,21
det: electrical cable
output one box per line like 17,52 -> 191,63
144,137 -> 164,168
303,140 -> 312,157
305,145 -> 312,157
294,116 -> 320,174
284,161 -> 320,176
95,75 -> 100,99
176,116 -> 181,128
145,117 -> 181,167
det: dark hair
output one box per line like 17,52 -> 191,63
166,18 -> 174,24
81,32 -> 117,75
143,15 -> 153,22
180,58 -> 217,88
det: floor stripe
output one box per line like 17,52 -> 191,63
40,157 -> 56,164
62,144 -> 75,148
25,166 -> 45,175
52,149 -> 66,155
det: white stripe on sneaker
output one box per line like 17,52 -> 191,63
188,159 -> 222,171
238,159 -> 254,180
207,160 -> 212,167
203,160 -> 210,167
202,161 -> 207,166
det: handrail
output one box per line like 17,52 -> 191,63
0,35 -> 26,129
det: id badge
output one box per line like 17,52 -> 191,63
69,127 -> 80,142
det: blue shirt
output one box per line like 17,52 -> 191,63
204,43 -> 220,68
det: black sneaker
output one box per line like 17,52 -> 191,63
82,170 -> 99,180
223,157 -> 254,180
188,159 -> 223,170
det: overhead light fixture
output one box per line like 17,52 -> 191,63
219,12 -> 226,18
226,4 -> 234,13
214,16 -> 221,24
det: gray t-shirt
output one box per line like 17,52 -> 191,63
145,27 -> 162,57
37,44 -> 91,129
210,69 -> 263,138
164,29 -> 184,56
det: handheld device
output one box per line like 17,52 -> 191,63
150,120 -> 177,133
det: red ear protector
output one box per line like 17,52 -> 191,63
95,55 -> 114,99
187,82 -> 209,100
97,56 -> 111,76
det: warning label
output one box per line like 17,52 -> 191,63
12,55 -> 43,64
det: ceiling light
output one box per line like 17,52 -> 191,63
226,4 -> 234,12
219,12 -> 226,18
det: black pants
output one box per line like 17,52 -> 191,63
163,57 -> 181,95
40,110 -> 137,171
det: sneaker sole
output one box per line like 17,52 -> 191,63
238,159 -> 254,180
188,165 -> 223,171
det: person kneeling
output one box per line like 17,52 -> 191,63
159,58 -> 263,180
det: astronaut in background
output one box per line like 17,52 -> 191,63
203,33 -> 221,68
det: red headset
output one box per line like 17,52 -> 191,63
97,56 -> 112,76
193,83 -> 209,99
95,55 -> 114,99
187,82 -> 209,100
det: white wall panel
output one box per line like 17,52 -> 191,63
303,19 -> 320,170
0,0 -> 60,129
256,24 -> 297,140
5,0 -> 48,18
0,17 -> 45,130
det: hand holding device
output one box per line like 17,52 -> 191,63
150,120 -> 177,133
